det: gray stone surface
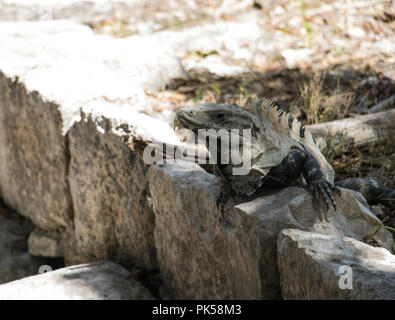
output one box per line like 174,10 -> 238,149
277,228 -> 395,300
66,116 -> 157,269
0,209 -> 50,284
235,185 -> 393,250
28,228 -> 63,257
0,260 -> 154,300
149,160 -> 392,299
0,71 -> 73,230
149,160 -> 262,299
0,20 -> 181,270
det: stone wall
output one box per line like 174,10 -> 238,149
0,14 -> 394,299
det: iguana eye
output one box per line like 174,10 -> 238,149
215,114 -> 225,119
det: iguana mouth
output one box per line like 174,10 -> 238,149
176,111 -> 207,130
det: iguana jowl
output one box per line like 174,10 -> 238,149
176,98 -> 395,213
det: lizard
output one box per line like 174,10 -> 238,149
175,97 -> 395,216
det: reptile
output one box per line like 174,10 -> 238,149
175,98 -> 395,216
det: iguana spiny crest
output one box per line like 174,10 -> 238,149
242,97 -> 334,183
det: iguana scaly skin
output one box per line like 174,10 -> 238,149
176,98 -> 394,215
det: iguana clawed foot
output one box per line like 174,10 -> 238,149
307,179 -> 340,213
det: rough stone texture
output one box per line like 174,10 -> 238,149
234,184 -> 393,299
277,228 -> 395,300
0,20 -> 182,270
66,115 -> 157,270
28,228 -> 63,258
235,185 -> 393,250
149,160 -> 392,299
0,208 -> 52,284
0,260 -> 154,300
149,160 -> 262,299
0,72 -> 73,230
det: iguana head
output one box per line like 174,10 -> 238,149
176,102 -> 254,131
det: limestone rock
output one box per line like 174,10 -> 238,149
277,228 -> 395,300
65,116 -> 157,269
149,160 -> 263,299
0,261 -> 154,300
0,21 -> 184,134
28,228 -> 63,258
0,20 -> 182,270
149,160 -> 392,299
235,186 -> 393,251
0,71 -> 73,230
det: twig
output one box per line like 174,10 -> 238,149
368,94 -> 395,113
307,109 -> 395,146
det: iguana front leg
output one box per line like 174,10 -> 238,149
214,165 -> 234,212
262,149 -> 340,213
301,151 -> 340,211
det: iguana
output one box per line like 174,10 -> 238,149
175,98 -> 395,215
